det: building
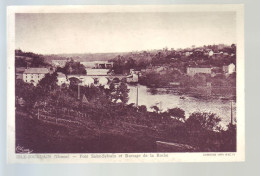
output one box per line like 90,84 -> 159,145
80,61 -> 113,69
223,63 -> 236,74
52,60 -> 67,68
208,50 -> 214,56
217,44 -> 225,50
169,82 -> 181,87
86,69 -> 110,76
23,68 -> 49,86
187,67 -> 211,76
130,69 -> 141,75
212,52 -> 223,60
185,51 -> 192,56
126,74 -> 138,83
80,61 -> 96,68
57,72 -> 69,86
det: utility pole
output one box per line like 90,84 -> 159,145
136,85 -> 138,106
78,83 -> 80,100
231,100 -> 233,125
37,108 -> 39,120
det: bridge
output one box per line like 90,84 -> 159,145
67,74 -> 128,85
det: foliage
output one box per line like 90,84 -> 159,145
110,82 -> 130,104
138,105 -> 147,113
15,79 -> 36,108
15,49 -> 49,67
186,112 -> 222,132
168,108 -> 185,121
63,60 -> 86,75
69,77 -> 81,86
37,72 -> 58,93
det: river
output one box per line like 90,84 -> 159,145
127,84 -> 236,128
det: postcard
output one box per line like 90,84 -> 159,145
7,5 -> 245,163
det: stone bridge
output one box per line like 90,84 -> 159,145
67,74 -> 127,84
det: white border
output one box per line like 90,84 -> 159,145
7,5 -> 245,163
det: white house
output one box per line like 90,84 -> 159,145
126,74 -> 138,83
208,50 -> 214,56
223,63 -> 236,74
23,68 -> 49,86
187,67 -> 211,76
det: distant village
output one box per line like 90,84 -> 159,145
15,43 -> 236,88
15,44 -> 236,100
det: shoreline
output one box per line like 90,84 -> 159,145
128,83 -> 236,101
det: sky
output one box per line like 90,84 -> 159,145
15,12 -> 236,54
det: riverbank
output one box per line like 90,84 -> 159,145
128,85 -> 236,127
139,85 -> 236,101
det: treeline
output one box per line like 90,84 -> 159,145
140,71 -> 236,88
15,49 -> 49,68
109,44 -> 236,74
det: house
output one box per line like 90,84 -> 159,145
169,82 -> 181,87
212,52 -> 223,60
130,69 -> 141,75
185,51 -> 192,56
126,74 -> 138,83
80,61 -> 96,68
208,50 -> 214,56
23,68 -> 49,86
187,66 -> 211,76
223,63 -> 236,74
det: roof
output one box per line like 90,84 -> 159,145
16,74 -> 23,79
187,66 -> 211,68
57,72 -> 66,78
223,63 -> 235,66
23,68 -> 49,74
15,67 -> 26,73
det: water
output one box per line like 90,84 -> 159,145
128,85 -> 236,128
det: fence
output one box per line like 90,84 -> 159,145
33,107 -> 88,128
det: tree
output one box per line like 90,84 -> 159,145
186,112 -> 221,132
37,72 -> 58,93
138,105 -> 147,113
168,107 -> 185,121
31,55 -> 48,67
110,82 -> 129,104
69,77 -> 81,86
64,60 -> 86,75
15,79 -> 36,108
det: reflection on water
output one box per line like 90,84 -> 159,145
128,85 -> 236,128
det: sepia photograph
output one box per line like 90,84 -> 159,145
7,5 -> 244,163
